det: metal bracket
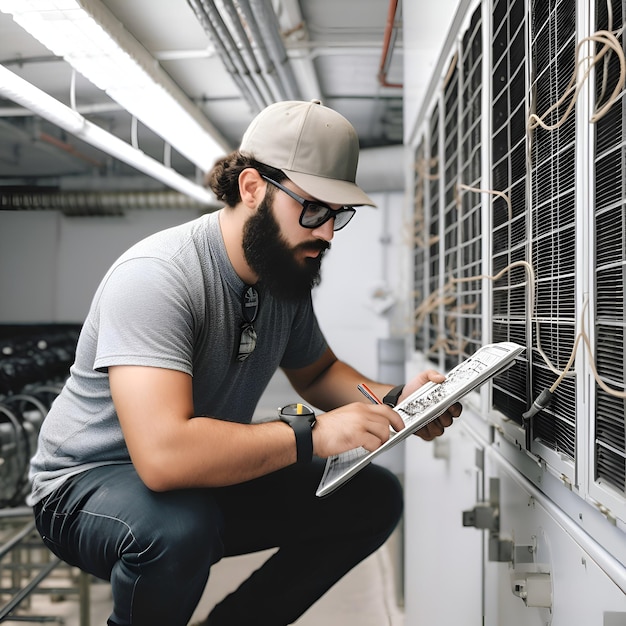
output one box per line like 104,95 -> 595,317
512,572 -> 552,608
462,477 -> 514,563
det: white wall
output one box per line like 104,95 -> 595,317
403,0 -> 461,142
0,211 -> 60,322
0,208 -> 201,323
313,190 -> 406,380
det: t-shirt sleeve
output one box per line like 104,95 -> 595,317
92,257 -> 195,375
279,296 -> 328,369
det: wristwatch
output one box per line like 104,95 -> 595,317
382,384 -> 405,408
279,403 -> 316,464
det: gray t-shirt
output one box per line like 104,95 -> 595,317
29,211 -> 327,505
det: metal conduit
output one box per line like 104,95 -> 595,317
0,190 -> 218,214
247,0 -> 302,101
187,0 -> 302,112
201,0 -> 268,110
220,0 -> 275,105
186,0 -> 261,111
232,0 -> 288,101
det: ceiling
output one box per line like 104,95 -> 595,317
0,0 -> 403,210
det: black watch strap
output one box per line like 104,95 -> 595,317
382,384 -> 405,408
279,403 -> 316,464
288,417 -> 314,464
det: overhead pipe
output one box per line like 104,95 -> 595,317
0,117 -> 104,169
219,0 -> 275,105
233,0 -> 290,101
194,0 -> 269,110
0,189 -> 217,214
378,0 -> 402,88
188,0 -> 301,107
256,0 -> 323,101
247,0 -> 302,101
186,0 -> 264,111
39,131 -> 104,168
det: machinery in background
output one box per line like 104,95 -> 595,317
0,324 -> 90,624
0,324 -> 80,508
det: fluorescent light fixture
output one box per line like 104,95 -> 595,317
0,0 -> 229,172
0,64 -> 217,205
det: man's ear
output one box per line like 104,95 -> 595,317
238,168 -> 266,209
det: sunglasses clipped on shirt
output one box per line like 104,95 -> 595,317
261,175 -> 357,231
236,285 -> 259,362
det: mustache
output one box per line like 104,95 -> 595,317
295,240 -> 331,254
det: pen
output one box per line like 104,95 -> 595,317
357,383 -> 383,405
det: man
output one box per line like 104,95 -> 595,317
29,100 -> 460,626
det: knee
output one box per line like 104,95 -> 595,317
340,464 -> 403,539
136,493 -> 224,577
368,465 -> 404,531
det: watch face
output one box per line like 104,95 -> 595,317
279,403 -> 316,424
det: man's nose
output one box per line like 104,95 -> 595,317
311,218 -> 335,242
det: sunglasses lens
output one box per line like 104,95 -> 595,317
237,324 -> 257,362
333,209 -> 356,231
300,203 -> 330,227
300,204 -> 356,231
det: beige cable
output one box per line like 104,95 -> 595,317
528,30 -> 625,131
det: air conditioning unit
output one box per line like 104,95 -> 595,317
404,0 -> 626,622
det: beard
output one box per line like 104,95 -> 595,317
242,195 -> 330,301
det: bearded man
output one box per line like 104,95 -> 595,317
29,100 -> 460,626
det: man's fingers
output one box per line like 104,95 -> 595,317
415,401 -> 462,441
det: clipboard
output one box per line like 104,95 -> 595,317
316,341 -> 525,497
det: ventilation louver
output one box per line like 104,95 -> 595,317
593,0 -> 626,494
521,0 -> 577,459
491,0 -> 531,423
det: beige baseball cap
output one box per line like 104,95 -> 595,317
239,99 -> 376,207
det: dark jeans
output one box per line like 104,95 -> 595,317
33,460 -> 403,626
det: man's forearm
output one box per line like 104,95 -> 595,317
299,360 -> 395,411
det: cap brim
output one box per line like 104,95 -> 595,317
284,169 -> 377,207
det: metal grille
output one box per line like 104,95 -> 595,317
526,0 -> 577,457
593,0 -> 626,494
456,8 -> 484,362
411,0 -> 626,514
491,0 -> 531,423
442,57 -> 460,371
427,103 -> 441,364
421,6 -> 485,371
413,140 -> 427,353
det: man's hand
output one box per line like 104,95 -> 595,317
398,369 -> 463,442
312,402 -> 405,458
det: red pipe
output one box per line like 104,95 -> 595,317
378,0 -> 402,88
39,131 -> 104,168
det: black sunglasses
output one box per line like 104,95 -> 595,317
236,286 -> 259,362
261,175 -> 356,231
